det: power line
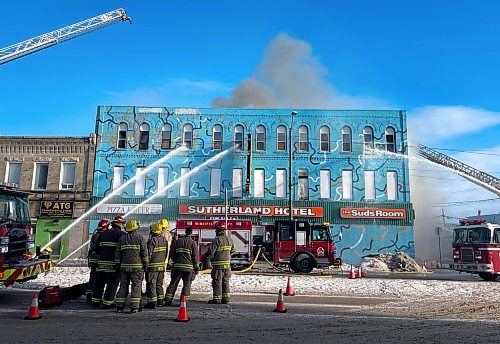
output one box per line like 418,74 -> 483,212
409,174 -> 471,181
430,197 -> 499,206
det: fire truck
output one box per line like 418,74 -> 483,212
0,182 -> 52,286
449,219 -> 500,281
175,219 -> 341,273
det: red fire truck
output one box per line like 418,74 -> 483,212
0,182 -> 52,286
175,219 -> 340,273
449,219 -> 500,281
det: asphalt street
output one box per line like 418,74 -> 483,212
1,288 -> 499,344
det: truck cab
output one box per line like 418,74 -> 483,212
263,220 -> 339,273
450,219 -> 500,281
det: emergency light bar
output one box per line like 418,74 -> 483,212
459,219 -> 487,226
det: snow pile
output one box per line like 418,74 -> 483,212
361,252 -> 425,273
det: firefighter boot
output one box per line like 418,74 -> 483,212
156,300 -> 164,307
130,307 -> 142,314
102,304 -> 116,310
144,302 -> 156,309
164,299 -> 173,306
116,307 -> 125,313
208,299 -> 221,304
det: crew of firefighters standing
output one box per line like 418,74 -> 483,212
87,217 -> 235,313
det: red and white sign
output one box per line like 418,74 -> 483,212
340,207 -> 406,219
179,204 -> 324,218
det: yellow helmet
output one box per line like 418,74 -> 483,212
151,223 -> 163,235
126,219 -> 139,232
160,219 -> 169,228
44,247 -> 53,253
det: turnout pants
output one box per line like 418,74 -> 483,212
211,268 -> 231,302
145,270 -> 165,305
92,271 -> 119,306
86,266 -> 97,296
165,270 -> 193,301
115,270 -> 144,309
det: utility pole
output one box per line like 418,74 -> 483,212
288,111 -> 297,221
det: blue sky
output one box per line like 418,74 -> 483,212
1,1 -> 499,223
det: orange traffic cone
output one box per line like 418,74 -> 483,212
273,289 -> 287,313
348,265 -> 356,279
284,276 -> 295,296
25,293 -> 42,320
357,266 -> 363,279
175,295 -> 189,322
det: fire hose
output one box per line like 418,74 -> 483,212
197,248 -> 262,275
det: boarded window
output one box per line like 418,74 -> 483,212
135,167 -> 146,196
112,166 -> 124,195
180,167 -> 190,196
364,170 -> 375,200
158,167 -> 169,191
320,169 -> 330,199
232,168 -> 243,198
342,170 -> 353,200
276,169 -> 286,198
254,169 -> 265,198
387,171 -> 398,200
210,169 -> 221,196
298,169 -> 309,200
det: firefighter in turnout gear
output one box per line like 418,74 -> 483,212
144,223 -> 169,309
115,219 -> 148,313
86,219 -> 109,302
164,226 -> 199,306
91,216 -> 124,309
206,223 -> 235,304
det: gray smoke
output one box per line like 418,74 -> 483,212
212,33 -> 447,263
212,33 -> 389,109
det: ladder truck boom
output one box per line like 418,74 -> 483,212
418,143 -> 500,196
0,8 -> 131,65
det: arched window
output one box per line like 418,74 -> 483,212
341,126 -> 352,152
363,126 -> 374,151
385,127 -> 396,152
117,122 -> 127,149
234,125 -> 244,151
161,123 -> 172,149
255,125 -> 266,151
319,126 -> 330,152
212,124 -> 223,150
183,123 -> 193,149
298,125 -> 309,151
276,125 -> 287,151
139,123 -> 150,150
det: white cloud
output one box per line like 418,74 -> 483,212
408,106 -> 500,145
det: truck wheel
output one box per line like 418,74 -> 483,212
478,272 -> 498,281
292,254 -> 314,273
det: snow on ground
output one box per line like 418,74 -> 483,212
17,266 -> 500,302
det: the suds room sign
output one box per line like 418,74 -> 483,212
340,207 -> 406,220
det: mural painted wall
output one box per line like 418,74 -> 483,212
92,106 -> 414,263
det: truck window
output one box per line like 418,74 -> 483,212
453,228 -> 468,244
312,226 -> 329,241
280,225 -> 294,241
493,229 -> 500,244
467,227 -> 491,244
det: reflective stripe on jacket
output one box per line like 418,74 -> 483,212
96,228 -> 123,272
170,235 -> 198,271
87,229 -> 102,266
206,234 -> 235,270
147,234 -> 168,271
116,231 -> 148,272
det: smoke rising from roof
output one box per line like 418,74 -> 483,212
211,33 -> 390,109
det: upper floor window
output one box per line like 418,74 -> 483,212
385,126 -> 396,152
161,124 -> 172,149
276,125 -> 287,151
341,126 -> 352,152
255,125 -> 266,151
183,123 -> 193,149
213,124 -> 223,150
298,125 -> 309,152
363,126 -> 374,151
33,163 -> 49,190
234,125 -> 244,151
117,123 -> 127,149
5,162 -> 21,186
139,123 -> 150,150
319,126 -> 330,152
60,162 -> 76,190
298,169 -> 309,200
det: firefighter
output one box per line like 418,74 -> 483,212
86,219 -> 109,302
91,216 -> 124,309
115,219 -> 148,313
164,226 -> 199,306
144,222 -> 168,309
160,218 -> 172,245
205,222 -> 235,304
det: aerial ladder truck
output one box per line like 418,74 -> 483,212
0,8 -> 131,65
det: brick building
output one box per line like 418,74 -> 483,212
0,135 -> 96,258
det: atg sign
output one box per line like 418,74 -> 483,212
40,201 -> 74,218
340,207 -> 406,220
179,204 -> 324,217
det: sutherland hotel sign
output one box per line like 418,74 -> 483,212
179,205 -> 324,217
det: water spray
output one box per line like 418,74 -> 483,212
40,146 -> 187,253
123,148 -> 234,218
